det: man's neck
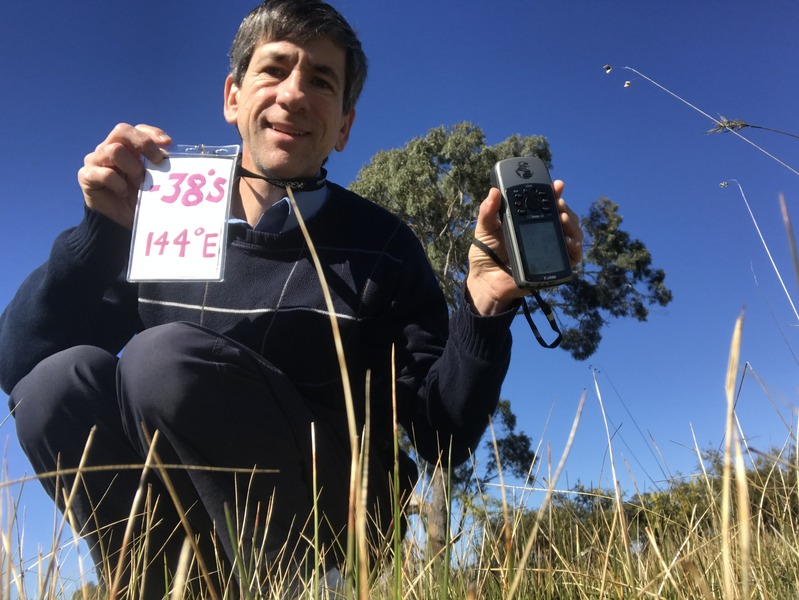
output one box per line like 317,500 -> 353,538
234,177 -> 287,227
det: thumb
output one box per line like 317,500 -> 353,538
476,188 -> 503,237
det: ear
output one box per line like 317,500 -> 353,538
334,109 -> 356,152
223,75 -> 240,125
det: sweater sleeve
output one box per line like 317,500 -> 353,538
392,236 -> 519,467
0,208 -> 141,393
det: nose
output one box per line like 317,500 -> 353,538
277,70 -> 309,112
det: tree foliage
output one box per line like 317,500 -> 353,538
349,122 -> 673,549
350,122 -> 671,360
474,443 -> 792,577
70,583 -> 100,600
350,121 -> 550,309
557,196 -> 672,359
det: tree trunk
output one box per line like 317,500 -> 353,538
426,465 -> 448,556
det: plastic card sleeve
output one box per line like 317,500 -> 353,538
127,144 -> 240,282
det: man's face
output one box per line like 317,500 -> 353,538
224,37 -> 355,179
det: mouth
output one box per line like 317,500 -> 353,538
268,123 -> 309,137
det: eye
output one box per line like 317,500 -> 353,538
262,65 -> 286,79
311,76 -> 333,90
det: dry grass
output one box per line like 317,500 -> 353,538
4,194 -> 799,598
4,309 -> 797,599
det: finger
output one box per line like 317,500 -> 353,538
558,197 -> 583,242
566,234 -> 583,265
133,123 -> 172,162
105,141 -> 147,177
476,188 -> 503,235
101,123 -> 171,164
78,163 -> 130,199
133,123 -> 171,142
481,187 -> 502,214
553,179 -> 565,198
554,196 -> 584,265
86,124 -> 171,188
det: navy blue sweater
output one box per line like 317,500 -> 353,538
0,184 -> 516,466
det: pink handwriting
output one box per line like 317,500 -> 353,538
158,169 -> 227,206
144,229 -> 219,259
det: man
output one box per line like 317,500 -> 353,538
0,0 -> 583,596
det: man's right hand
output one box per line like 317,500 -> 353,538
77,123 -> 171,229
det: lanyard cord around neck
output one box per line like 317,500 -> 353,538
471,238 -> 563,349
236,164 -> 328,192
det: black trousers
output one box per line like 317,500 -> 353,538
10,322 -> 362,596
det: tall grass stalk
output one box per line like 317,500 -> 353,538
356,377 -> 371,600
288,187 -> 363,598
108,429 -> 158,600
440,444 -> 453,600
150,430 -> 225,600
390,345 -> 402,600
506,389 -> 586,600
723,181 -> 799,323
311,422 -> 320,600
49,428 -> 95,598
487,417 -> 513,593
780,194 -> 799,290
61,488 -> 91,600
722,309 -> 744,599
593,368 -> 634,588
620,66 -> 799,179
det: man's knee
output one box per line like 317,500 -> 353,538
117,322 -> 222,424
10,345 -> 117,465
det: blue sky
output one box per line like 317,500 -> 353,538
2,0 -> 799,577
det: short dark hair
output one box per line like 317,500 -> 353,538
229,0 -> 367,113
